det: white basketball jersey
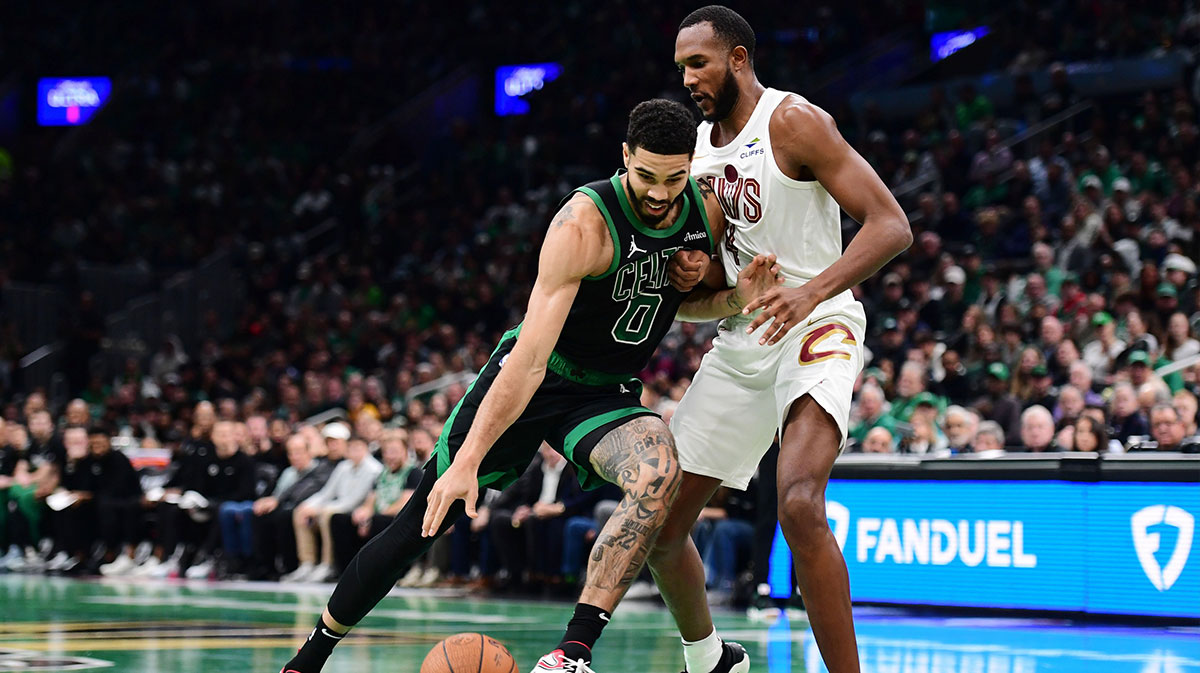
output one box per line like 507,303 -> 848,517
692,88 -> 858,315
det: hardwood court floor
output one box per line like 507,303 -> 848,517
3,575 -> 1198,672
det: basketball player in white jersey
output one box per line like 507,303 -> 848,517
650,7 -> 912,673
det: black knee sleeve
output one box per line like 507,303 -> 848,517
326,461 -> 465,626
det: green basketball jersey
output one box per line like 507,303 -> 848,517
552,172 -> 714,377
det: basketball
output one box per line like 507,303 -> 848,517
419,632 -> 518,673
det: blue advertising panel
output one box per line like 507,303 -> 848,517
37,78 -> 112,126
930,26 -> 989,62
494,63 -> 562,116
1085,482 -> 1200,617
826,480 -> 1087,610
807,479 -> 1200,617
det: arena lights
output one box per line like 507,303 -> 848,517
930,27 -> 989,62
37,77 -> 112,126
494,63 -> 562,116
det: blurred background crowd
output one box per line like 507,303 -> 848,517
3,0 -> 1200,603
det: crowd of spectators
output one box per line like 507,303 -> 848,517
1,0 -> 931,399
0,399 -> 425,582
845,73 -> 1200,455
929,0 -> 1200,77
0,398 -> 760,607
1,1 -> 937,286
3,1 -> 1200,603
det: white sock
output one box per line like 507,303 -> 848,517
682,629 -> 723,673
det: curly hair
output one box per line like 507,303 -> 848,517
627,99 -> 696,156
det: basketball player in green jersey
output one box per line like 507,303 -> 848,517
280,99 -> 780,673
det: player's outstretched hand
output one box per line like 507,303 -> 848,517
742,282 -> 823,346
421,461 -> 479,537
667,249 -> 709,292
733,253 -> 782,310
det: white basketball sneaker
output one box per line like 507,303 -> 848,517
532,649 -> 596,673
100,554 -> 138,577
681,642 -> 750,673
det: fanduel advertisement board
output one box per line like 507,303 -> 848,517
821,479 -> 1199,617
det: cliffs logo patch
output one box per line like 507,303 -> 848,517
740,137 -> 765,159
798,324 -> 857,365
1131,505 -> 1194,591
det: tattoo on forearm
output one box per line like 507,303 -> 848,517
696,177 -> 714,199
551,204 -> 575,228
583,417 -> 682,593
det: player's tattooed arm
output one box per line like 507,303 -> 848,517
550,203 -> 575,228
580,416 -> 681,596
422,195 -> 608,536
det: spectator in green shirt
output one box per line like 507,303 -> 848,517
1076,146 -> 1122,195
1125,152 -> 1168,196
888,362 -> 948,423
963,170 -> 1008,210
1032,242 -> 1065,297
850,383 -> 897,444
955,83 -> 994,130
328,431 -> 420,576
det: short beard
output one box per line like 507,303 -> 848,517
703,67 -> 740,122
638,198 -> 670,225
623,177 -> 676,226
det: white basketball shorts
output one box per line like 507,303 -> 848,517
670,301 -> 866,489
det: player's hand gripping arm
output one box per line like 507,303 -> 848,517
675,177 -> 782,322
667,178 -> 723,295
421,195 -> 608,536
743,100 -> 912,345
676,253 -> 780,322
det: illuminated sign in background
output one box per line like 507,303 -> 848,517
930,26 -> 990,62
37,78 -> 112,126
494,63 -> 562,116
769,480 -> 1199,617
